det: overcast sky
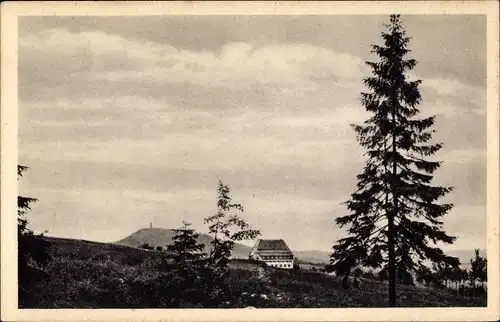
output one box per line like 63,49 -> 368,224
18,15 -> 486,253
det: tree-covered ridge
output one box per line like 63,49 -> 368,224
18,165 -> 51,306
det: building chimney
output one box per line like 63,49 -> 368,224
150,222 -> 152,229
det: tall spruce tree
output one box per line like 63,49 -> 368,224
330,15 -> 459,306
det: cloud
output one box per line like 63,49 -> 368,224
20,27 -> 367,92
21,134 -> 357,175
19,24 -> 485,117
434,149 -> 486,206
21,28 -> 176,65
89,43 -> 366,90
17,19 -> 487,254
19,96 -> 178,143
440,205 -> 486,252
19,15 -> 486,87
422,78 -> 469,96
419,78 -> 486,117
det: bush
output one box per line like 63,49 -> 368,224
128,271 -> 179,307
226,269 -> 266,297
281,280 -> 316,294
139,243 -> 154,250
119,251 -> 147,266
362,269 -> 377,280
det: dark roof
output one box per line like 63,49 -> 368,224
256,239 -> 290,251
249,239 -> 295,258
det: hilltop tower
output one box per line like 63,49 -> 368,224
150,222 -> 152,229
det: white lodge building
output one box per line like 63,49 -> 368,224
249,239 -> 295,269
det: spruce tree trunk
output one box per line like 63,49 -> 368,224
388,83 -> 398,307
388,205 -> 397,306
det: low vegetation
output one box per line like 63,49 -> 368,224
20,236 -> 486,308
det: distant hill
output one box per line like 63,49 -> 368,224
113,228 -> 483,267
113,228 -> 252,258
114,228 -> 328,262
294,250 -> 331,264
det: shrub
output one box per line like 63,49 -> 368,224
120,251 -> 147,266
226,269 -> 266,297
139,243 -> 154,250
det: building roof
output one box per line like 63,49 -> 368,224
256,239 -> 290,251
249,239 -> 294,257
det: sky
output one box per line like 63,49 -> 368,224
18,15 -> 486,253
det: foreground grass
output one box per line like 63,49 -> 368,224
20,237 -> 487,308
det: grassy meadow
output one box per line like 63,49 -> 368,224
20,236 -> 487,309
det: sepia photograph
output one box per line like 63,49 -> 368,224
1,1 -> 499,321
